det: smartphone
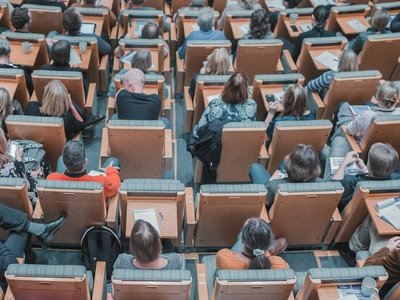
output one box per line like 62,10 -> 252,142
265,94 -> 276,103
7,142 -> 17,158
290,25 -> 299,32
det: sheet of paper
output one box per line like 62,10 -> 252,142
299,24 -> 312,32
227,0 -> 238,5
120,50 -> 137,65
314,51 -> 339,71
133,208 -> 160,233
239,23 -> 250,33
191,24 -> 200,31
347,19 -> 367,32
378,202 -> 400,230
135,21 -> 146,36
87,170 -> 107,177
273,91 -> 285,101
69,48 -> 82,65
349,105 -> 371,116
266,0 -> 285,9
330,157 -> 358,175
206,94 -> 221,102
337,285 -> 371,300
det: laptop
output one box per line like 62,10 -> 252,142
81,23 -> 96,34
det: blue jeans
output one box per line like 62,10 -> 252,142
249,163 -> 272,185
57,156 -> 121,173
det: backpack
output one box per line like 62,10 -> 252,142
81,225 -> 122,281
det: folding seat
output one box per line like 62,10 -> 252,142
119,179 -> 187,246
22,4 -> 63,35
31,70 -> 97,114
74,7 -> 112,38
296,266 -> 388,299
308,70 -> 382,120
266,120 -> 332,173
112,269 -> 192,300
100,120 -> 172,179
185,184 -> 267,248
33,180 -> 118,246
193,122 -> 267,183
5,262 -> 106,300
198,255 -> 297,300
0,68 -> 29,110
325,5 -> 370,37
296,36 -> 347,83
5,115 -> 66,171
333,179 -> 400,244
358,33 -> 400,80
371,1 -> 400,16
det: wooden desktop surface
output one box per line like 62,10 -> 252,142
365,194 -> 400,236
0,81 -> 18,100
81,16 -> 104,37
336,15 -> 369,36
125,200 -> 178,239
9,41 -> 40,68
71,45 -> 92,71
183,19 -> 199,38
317,285 -> 379,299
309,48 -> 342,71
284,17 -> 313,39
202,87 -> 224,107
230,20 -> 251,40
260,86 -> 285,112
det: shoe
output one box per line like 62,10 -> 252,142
82,115 -> 105,130
37,213 -> 67,246
269,237 -> 288,256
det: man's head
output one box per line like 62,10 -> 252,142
367,143 -> 399,178
63,8 -> 82,34
123,68 -> 145,93
141,22 -> 161,39
51,40 -> 71,66
371,10 -> 390,32
11,7 -> 31,31
0,39 -> 11,60
197,7 -> 214,31
62,140 -> 87,173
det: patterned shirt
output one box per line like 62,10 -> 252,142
307,70 -> 335,99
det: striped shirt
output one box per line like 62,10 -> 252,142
307,70 -> 335,99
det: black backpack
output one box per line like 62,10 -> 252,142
81,225 -> 122,280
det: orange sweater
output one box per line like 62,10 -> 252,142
47,167 -> 121,198
216,249 -> 289,270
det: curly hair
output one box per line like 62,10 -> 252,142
249,9 -> 271,39
11,7 -> 30,30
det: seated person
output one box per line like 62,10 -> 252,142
264,84 -> 314,145
47,140 -> 121,199
192,72 -> 257,138
71,0 -> 117,29
0,203 -> 66,292
173,0 -> 205,26
217,0 -> 262,30
269,0 -> 302,32
141,22 -> 170,57
189,47 -> 231,100
115,68 -> 161,120
40,40 -> 90,96
114,220 -> 184,270
292,5 -> 336,62
0,88 -> 23,136
11,7 -> 31,33
307,49 -> 358,99
249,144 -> 323,207
178,7 -> 227,59
349,10 -> 391,54
391,13 -> 400,32
216,218 -> 288,269
0,39 -> 33,95
62,8 -> 111,56
331,143 -> 399,211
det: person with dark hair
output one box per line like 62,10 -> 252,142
349,10 -> 391,54
264,84 -> 314,144
270,0 -> 302,32
391,13 -> 400,32
249,144 -> 323,207
292,5 -> 336,61
113,220 -> 184,270
218,0 -> 262,30
71,0 -> 117,28
40,40 -> 90,95
62,8 -> 111,56
0,203 -> 66,292
11,7 -> 31,33
192,72 -> 257,138
141,22 -> 170,57
47,140 -> 121,199
242,9 -> 273,40
216,218 -> 288,269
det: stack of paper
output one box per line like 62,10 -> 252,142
239,23 -> 250,33
376,197 -> 400,230
347,19 -> 367,32
314,51 -> 339,71
120,50 -> 137,65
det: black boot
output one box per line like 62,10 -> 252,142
37,213 -> 67,246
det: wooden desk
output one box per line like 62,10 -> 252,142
0,81 -> 18,100
202,87 -> 224,107
125,200 -> 178,239
309,48 -> 342,71
317,285 -> 379,299
336,15 -> 369,36
9,42 -> 40,68
71,45 -> 92,71
284,17 -> 313,39
81,16 -> 105,37
230,20 -> 250,40
365,195 -> 400,236
260,86 -> 285,113
114,49 -> 160,72
183,19 -> 199,38
97,0 -> 113,10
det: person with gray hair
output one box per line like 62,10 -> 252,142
178,6 -> 226,59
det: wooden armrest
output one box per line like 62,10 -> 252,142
309,91 -> 325,119
106,194 -> 118,230
92,261 -> 107,300
4,287 -> 13,300
32,199 -> 43,220
196,263 -> 209,300
99,54 -> 110,92
163,86 -> 172,119
184,187 -> 196,248
107,96 -> 116,120
112,57 -> 120,74
184,86 -> 193,133
356,259 -> 366,267
276,59 -> 284,74
163,54 -> 171,78
341,125 -> 362,154
100,128 -> 109,168
16,257 -> 24,264
164,128 -> 173,170
29,90 -> 38,102
323,208 -> 342,244
84,83 -> 97,115
260,205 -> 270,223
281,50 -> 297,73
176,53 -> 184,93
259,143 -> 269,166
169,22 -> 177,42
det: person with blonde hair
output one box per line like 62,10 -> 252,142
307,49 -> 358,99
189,47 -> 231,99
218,0 -> 262,30
0,88 -> 23,136
264,84 -> 314,145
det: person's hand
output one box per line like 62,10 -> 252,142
355,158 -> 368,173
386,236 -> 400,252
343,151 -> 359,166
15,146 -> 23,162
270,170 -> 282,180
269,101 -> 279,114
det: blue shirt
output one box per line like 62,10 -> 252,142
178,29 -> 227,59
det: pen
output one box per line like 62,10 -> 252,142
159,212 -> 164,229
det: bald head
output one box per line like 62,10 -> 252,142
123,68 -> 145,93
